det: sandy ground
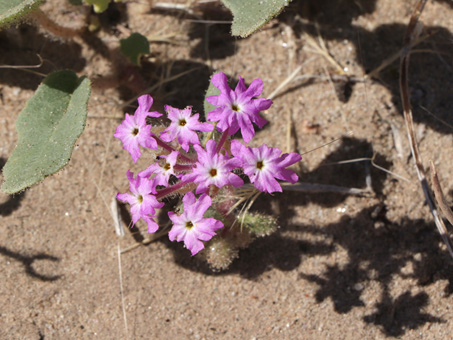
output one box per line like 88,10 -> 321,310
2,0 -> 453,339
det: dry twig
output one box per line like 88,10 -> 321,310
399,0 -> 453,257
280,182 -> 372,196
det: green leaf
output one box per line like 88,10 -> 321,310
221,0 -> 292,37
203,74 -> 221,116
0,0 -> 44,28
83,0 -> 110,13
1,70 -> 91,194
240,212 -> 277,237
120,33 -> 150,66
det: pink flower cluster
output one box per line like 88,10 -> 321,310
115,72 -> 301,255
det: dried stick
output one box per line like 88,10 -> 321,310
280,182 -> 372,196
0,54 -> 43,69
399,0 -> 453,257
431,162 -> 453,228
117,243 -> 129,340
302,24 -> 345,75
367,31 -> 433,79
267,65 -> 303,100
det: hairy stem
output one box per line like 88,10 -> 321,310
31,8 -> 84,39
155,180 -> 196,200
216,129 -> 230,153
154,136 -> 195,163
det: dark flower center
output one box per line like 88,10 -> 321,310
209,168 -> 218,177
137,195 -> 143,203
256,161 -> 264,169
132,128 -> 139,136
179,119 -> 187,127
231,103 -> 240,112
185,221 -> 194,229
163,163 -> 171,171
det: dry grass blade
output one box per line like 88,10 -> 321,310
223,186 -> 260,216
399,0 -> 453,257
326,155 -> 410,183
120,221 -> 172,254
267,65 -> 303,100
117,243 -> 129,340
0,54 -> 47,77
123,67 -> 200,108
302,24 -> 344,75
0,54 -> 43,69
431,162 -> 453,229
280,182 -> 372,196
420,105 -> 453,130
366,31 -> 433,79
111,197 -> 124,237
236,190 -> 262,232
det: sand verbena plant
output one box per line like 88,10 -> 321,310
115,72 -> 301,269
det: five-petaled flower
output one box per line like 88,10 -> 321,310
139,150 -> 180,187
206,72 -> 273,143
114,95 -> 162,163
182,139 -> 244,194
168,192 -> 224,255
117,170 -> 164,233
160,105 -> 214,152
231,140 -> 301,193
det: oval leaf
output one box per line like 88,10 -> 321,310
84,0 -> 110,13
0,0 -> 44,28
221,0 -> 292,37
1,70 -> 91,194
120,32 -> 150,66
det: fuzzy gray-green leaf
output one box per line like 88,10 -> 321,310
1,70 -> 91,194
221,0 -> 292,37
0,0 -> 44,28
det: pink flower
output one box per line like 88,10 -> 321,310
231,140 -> 301,193
138,150 -> 180,186
182,139 -> 244,194
117,170 -> 164,233
114,95 -> 162,163
206,72 -> 273,143
160,105 -> 213,152
168,192 -> 223,255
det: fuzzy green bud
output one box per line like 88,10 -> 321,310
239,212 -> 277,237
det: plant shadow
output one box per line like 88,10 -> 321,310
295,207 -> 451,336
0,24 -> 86,90
163,198 -> 451,336
0,245 -> 61,282
283,0 -> 453,134
150,133 -> 452,337
152,2 -> 236,60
